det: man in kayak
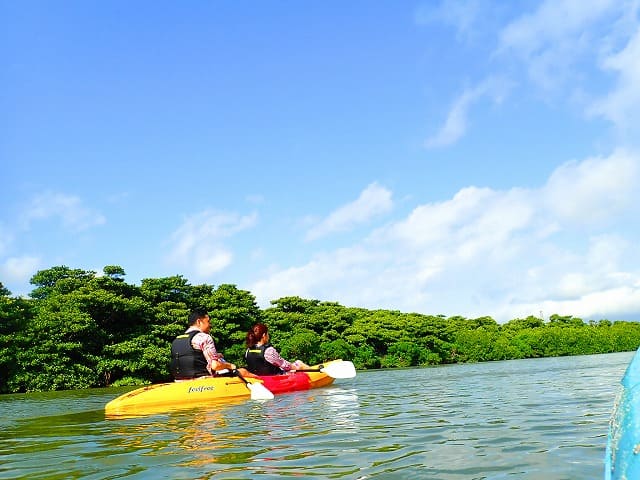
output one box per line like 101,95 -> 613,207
170,308 -> 239,380
244,323 -> 310,375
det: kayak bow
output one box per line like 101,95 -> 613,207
605,347 -> 640,480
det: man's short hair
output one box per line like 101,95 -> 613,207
188,308 -> 209,325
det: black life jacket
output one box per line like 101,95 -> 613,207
244,343 -> 283,376
170,330 -> 209,379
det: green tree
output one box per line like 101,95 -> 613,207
139,275 -> 203,306
0,292 -> 34,393
270,296 -> 320,314
548,314 -> 585,327
278,330 -> 322,365
206,284 -> 262,363
381,341 -> 425,368
503,316 -> 544,331
320,338 -> 355,362
10,299 -> 100,392
352,343 -> 379,369
29,266 -> 95,300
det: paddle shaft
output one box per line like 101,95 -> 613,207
234,369 -> 252,386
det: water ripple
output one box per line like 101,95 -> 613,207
0,352 -> 633,479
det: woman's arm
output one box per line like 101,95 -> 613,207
263,346 -> 294,371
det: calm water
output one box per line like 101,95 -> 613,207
0,352 -> 633,480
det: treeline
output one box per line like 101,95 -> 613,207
1,265 -> 639,393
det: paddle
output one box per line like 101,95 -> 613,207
298,360 -> 356,379
234,370 -> 274,400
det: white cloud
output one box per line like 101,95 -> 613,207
305,183 -> 393,241
586,234 -> 628,273
589,26 -> 640,136
252,150 -> 640,322
497,0 -> 619,82
498,0 -> 617,56
510,284 -> 640,323
424,77 -> 510,148
496,0 -> 640,118
548,236 -> 630,300
423,1 -> 639,148
424,88 -> 478,148
165,210 -> 257,279
542,149 -> 639,225
22,191 -> 106,232
251,245 -> 391,309
415,0 -> 485,41
0,256 -> 41,293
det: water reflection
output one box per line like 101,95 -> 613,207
319,387 -> 361,431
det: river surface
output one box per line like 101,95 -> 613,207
0,352 -> 633,479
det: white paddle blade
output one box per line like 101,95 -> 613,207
247,381 -> 274,400
321,361 -> 356,379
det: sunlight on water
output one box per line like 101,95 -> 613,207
0,352 -> 633,479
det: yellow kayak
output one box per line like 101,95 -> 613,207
104,360 -> 355,417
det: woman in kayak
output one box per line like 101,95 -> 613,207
244,323 -> 310,375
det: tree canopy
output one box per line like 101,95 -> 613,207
1,264 -> 639,393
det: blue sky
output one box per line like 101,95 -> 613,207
2,0 -> 640,323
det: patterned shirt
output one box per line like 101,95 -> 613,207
186,326 -> 222,375
263,345 -> 294,371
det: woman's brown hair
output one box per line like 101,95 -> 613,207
246,323 -> 268,347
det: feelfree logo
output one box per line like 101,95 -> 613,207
188,385 -> 216,393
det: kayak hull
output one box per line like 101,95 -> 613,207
605,347 -> 640,480
260,368 -> 335,394
104,376 -> 254,416
104,361 -> 337,417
